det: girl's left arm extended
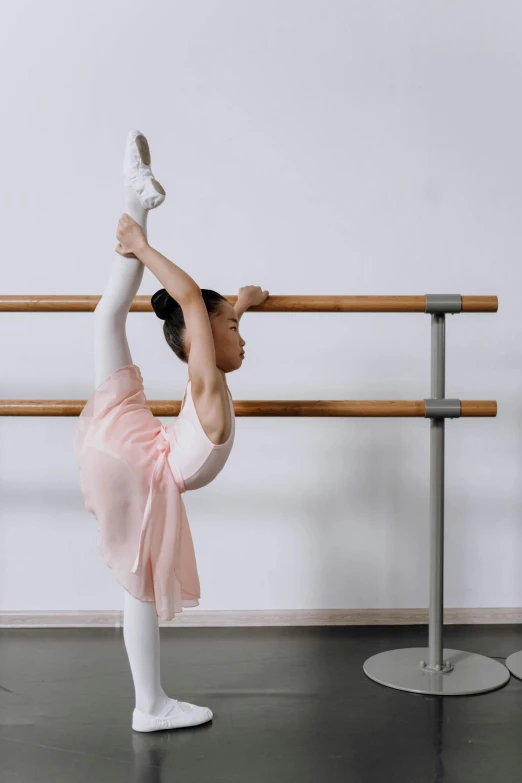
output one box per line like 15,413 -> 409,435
233,286 -> 270,320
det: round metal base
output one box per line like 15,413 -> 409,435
506,650 -> 522,680
363,648 -> 510,696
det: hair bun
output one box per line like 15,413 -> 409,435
151,289 -> 176,320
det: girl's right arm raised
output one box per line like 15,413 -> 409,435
140,245 -> 219,388
116,214 -> 220,390
116,212 -> 199,305
137,243 -> 199,306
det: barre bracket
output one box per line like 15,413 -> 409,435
425,294 -> 462,314
424,399 -> 461,419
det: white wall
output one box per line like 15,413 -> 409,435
1,0 -> 521,613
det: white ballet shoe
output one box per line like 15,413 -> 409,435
123,129 -> 166,210
132,701 -> 213,732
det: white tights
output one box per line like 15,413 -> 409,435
94,187 -> 172,716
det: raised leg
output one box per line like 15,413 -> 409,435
93,188 -> 148,387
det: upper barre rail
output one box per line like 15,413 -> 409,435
0,400 -> 497,417
0,295 -> 498,312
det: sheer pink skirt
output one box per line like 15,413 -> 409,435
74,365 -> 200,621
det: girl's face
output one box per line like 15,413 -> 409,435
211,301 -> 246,373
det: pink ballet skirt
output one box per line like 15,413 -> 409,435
74,365 -> 200,621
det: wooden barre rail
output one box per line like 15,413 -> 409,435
0,400 -> 497,417
0,295 -> 498,312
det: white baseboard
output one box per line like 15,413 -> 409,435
1,607 -> 522,628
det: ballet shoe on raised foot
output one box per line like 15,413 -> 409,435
132,701 -> 213,732
123,129 -> 166,210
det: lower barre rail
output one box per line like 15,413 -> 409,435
0,399 -> 497,417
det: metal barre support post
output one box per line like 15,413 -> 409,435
430,313 -> 446,672
363,303 -> 509,696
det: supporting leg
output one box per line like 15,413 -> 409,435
123,590 -> 171,715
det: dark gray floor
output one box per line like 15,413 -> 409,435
1,624 -> 521,782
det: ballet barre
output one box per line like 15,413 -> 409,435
0,400 -> 497,417
0,292 -> 509,697
0,294 -> 498,312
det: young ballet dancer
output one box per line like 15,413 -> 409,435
74,130 -> 269,732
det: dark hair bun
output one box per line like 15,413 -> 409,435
151,289 -> 176,320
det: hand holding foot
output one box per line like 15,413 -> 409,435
115,213 -> 148,258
